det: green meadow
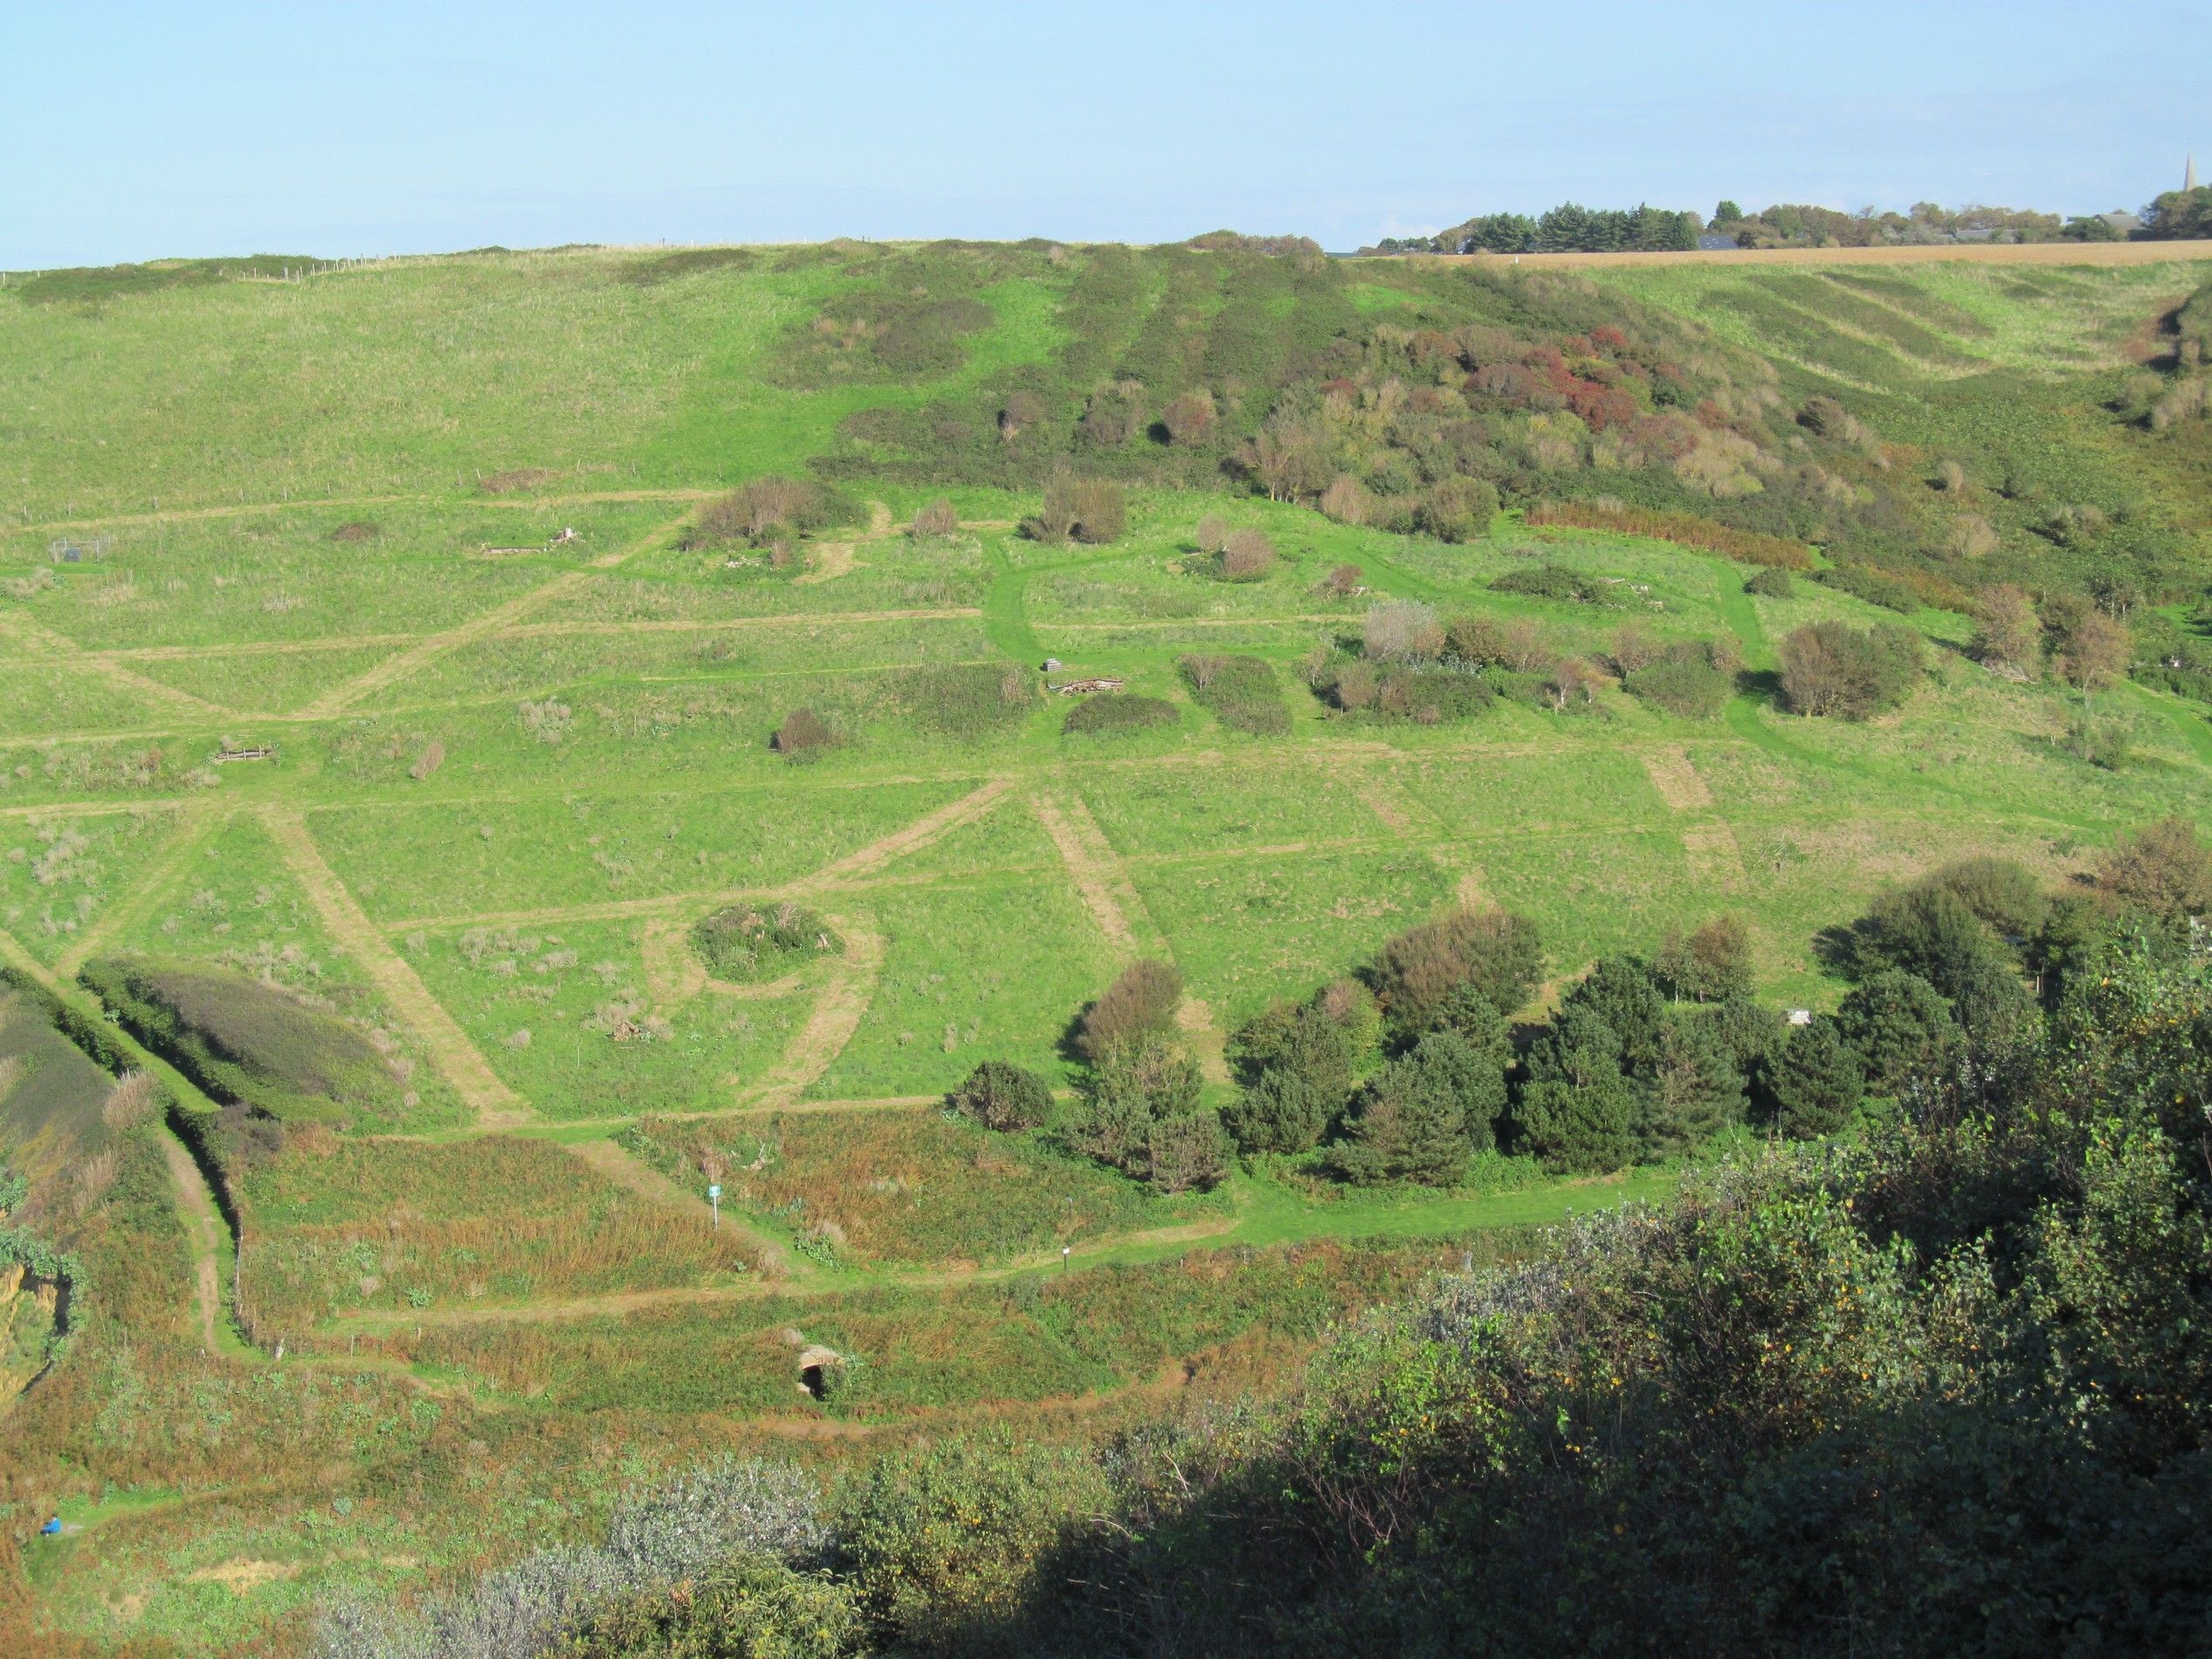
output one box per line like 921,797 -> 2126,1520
2,237 -> 2209,1653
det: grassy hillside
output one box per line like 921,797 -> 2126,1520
1,240 -> 2208,1654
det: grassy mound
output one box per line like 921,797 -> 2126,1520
691,904 -> 842,983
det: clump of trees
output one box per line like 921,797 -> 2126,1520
949,1060 -> 1052,1131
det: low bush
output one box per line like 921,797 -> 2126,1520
1323,661 -> 1493,725
1025,474 -> 1127,545
689,477 -> 858,548
1076,960 -> 1183,1063
1745,565 -> 1795,598
1371,906 -> 1545,1040
1526,500 -> 1815,568
1217,528 -> 1277,581
912,498 -> 960,537
1062,694 -> 1177,739
1490,564 -> 1636,608
1776,621 -> 1923,718
772,707 -> 841,760
901,664 -> 1035,740
692,903 -> 841,983
1817,563 -> 1919,614
1623,650 -> 1733,719
1178,654 -> 1290,735
948,1060 -> 1054,1132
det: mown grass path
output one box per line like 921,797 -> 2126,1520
258,807 -> 529,1126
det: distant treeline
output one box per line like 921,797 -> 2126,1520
1370,189 -> 2212,255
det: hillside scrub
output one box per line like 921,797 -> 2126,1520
1062,694 -> 1177,739
1177,653 -> 1291,735
688,477 -> 859,548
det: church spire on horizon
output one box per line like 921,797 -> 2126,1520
2189,153 -> 2200,192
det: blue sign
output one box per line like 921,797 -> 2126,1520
707,1184 -> 721,1200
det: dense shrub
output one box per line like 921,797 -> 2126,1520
1623,651 -> 1732,718
2097,816 -> 2212,919
1744,565 -> 1795,598
1775,621 -> 1922,718
1653,914 -> 1754,1002
949,1061 -> 1054,1132
1217,528 -> 1277,581
912,498 -> 960,536
1062,694 -> 1177,739
1816,564 -> 1916,613
1418,477 -> 1499,542
1026,474 -> 1127,545
1222,1069 -> 1331,1155
1362,599 -> 1444,661
689,477 -> 858,548
693,903 -> 841,982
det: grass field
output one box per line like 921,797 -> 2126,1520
3,239 -> 2210,1654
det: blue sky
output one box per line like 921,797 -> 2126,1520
4,1 -> 2204,265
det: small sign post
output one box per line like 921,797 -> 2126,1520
707,1183 -> 722,1231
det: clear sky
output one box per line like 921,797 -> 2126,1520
4,1 -> 2205,266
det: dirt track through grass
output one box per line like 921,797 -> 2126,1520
56,806 -> 221,977
258,808 -> 529,1126
562,1135 -> 801,1279
160,1128 -> 227,1351
748,916 -> 883,1106
297,509 -> 693,717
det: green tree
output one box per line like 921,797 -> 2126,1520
1835,971 -> 1959,1093
1640,1016 -> 1747,1155
1144,1110 -> 1231,1193
1333,1032 -> 1498,1184
1514,1008 -> 1637,1173
1768,1017 -> 1864,1138
1430,981 -> 1513,1064
1222,1069 -> 1330,1155
1561,956 -> 1667,1074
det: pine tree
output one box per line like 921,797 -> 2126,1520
1640,1018 -> 1747,1157
1332,1032 -> 1495,1185
1514,1008 -> 1637,1173
1768,1017 -> 1864,1139
1835,970 -> 1958,1093
1222,1068 -> 1330,1155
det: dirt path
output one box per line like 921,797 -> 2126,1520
333,1215 -> 1244,1332
57,805 -> 222,977
1030,789 -> 1227,1081
160,1127 -> 227,1351
0,609 -> 237,720
748,918 -> 884,1107
794,543 -> 857,585
562,1136 -> 798,1280
1682,823 -> 1749,891
495,607 -> 982,641
258,808 -> 529,1126
1034,794 -> 1140,954
297,511 -> 690,717
1641,746 -> 1716,811
794,778 -> 1016,891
